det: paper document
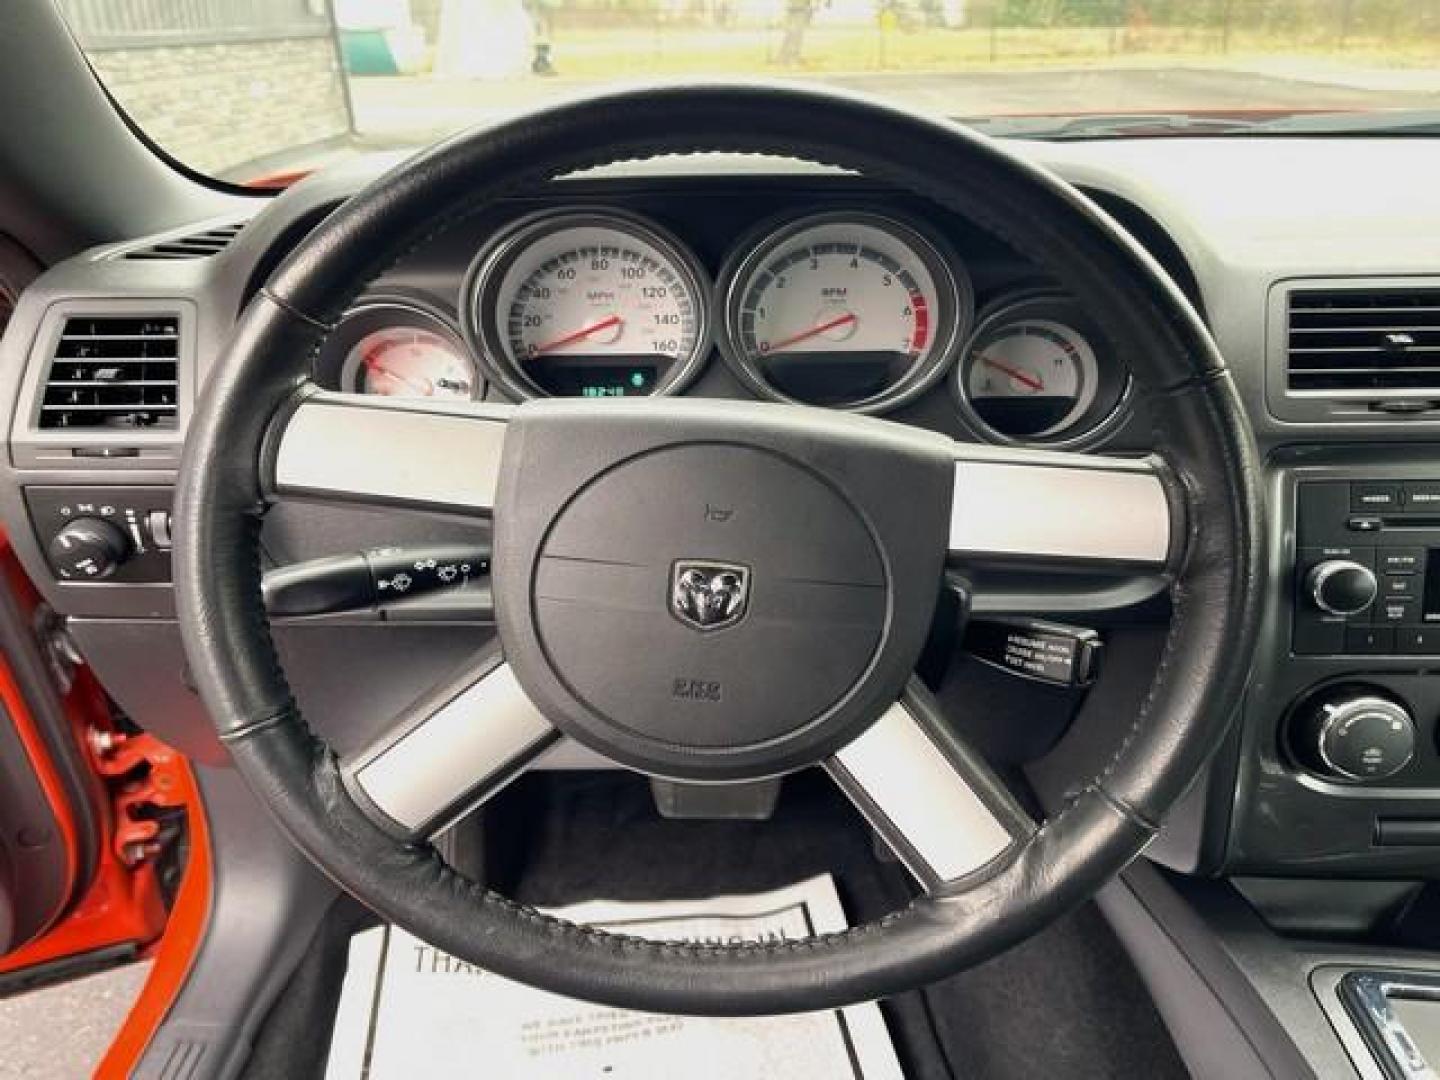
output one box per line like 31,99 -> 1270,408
325,873 -> 903,1079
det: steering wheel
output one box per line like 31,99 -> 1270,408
174,84 -> 1262,1015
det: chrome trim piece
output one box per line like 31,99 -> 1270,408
1338,970 -> 1440,1080
269,392 -> 510,513
949,449 -> 1171,566
1306,558 -> 1378,617
351,663 -> 557,834
669,560 -> 751,631
829,701 -> 1014,885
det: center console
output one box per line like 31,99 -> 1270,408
1294,478 -> 1440,659
1220,451 -> 1440,878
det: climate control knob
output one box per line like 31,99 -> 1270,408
48,517 -> 129,580
1306,559 -> 1377,616
1293,691 -> 1415,782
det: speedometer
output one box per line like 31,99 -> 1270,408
464,210 -> 710,399
717,211 -> 971,411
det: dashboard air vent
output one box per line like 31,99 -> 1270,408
122,222 -> 244,261
1287,287 -> 1440,393
39,315 -> 179,430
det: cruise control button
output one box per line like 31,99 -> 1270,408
1396,627 -> 1440,654
1352,484 -> 1400,512
1345,626 -> 1393,654
1382,575 -> 1419,598
1380,548 -> 1424,574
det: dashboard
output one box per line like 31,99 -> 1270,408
307,183 -> 1140,453
4,136 -> 1440,884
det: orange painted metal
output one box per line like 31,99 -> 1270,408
0,527 -> 194,1007
0,531 -> 82,929
94,759 -> 212,1080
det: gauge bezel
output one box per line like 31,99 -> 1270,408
324,294 -> 479,400
715,209 -> 973,414
461,208 -> 712,401
952,291 -> 1133,450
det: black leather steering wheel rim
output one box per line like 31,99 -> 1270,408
175,83 -> 1263,1014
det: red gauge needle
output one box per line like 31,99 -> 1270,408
981,355 -> 1045,392
531,314 -> 623,355
363,352 -> 434,396
763,312 -> 857,353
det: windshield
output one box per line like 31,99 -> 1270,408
58,0 -> 1440,184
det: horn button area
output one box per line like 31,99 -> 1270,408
493,400 -> 955,780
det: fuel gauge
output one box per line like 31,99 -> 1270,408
324,298 -> 480,402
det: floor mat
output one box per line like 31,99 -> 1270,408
323,876 -> 903,1080
245,771 -> 1186,1079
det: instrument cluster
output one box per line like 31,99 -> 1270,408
315,205 -> 1133,448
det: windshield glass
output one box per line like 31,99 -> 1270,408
58,0 -> 1440,184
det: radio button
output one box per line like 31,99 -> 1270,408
1396,627 -> 1440,654
1352,484 -> 1400,512
1380,548 -> 1424,574
1344,627 -> 1393,654
1307,559 -> 1378,616
1401,483 -> 1440,510
1347,516 -> 1383,533
1376,598 -> 1417,623
1382,574 -> 1420,598
1293,619 -> 1344,655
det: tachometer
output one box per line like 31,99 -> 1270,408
464,210 -> 710,399
955,293 -> 1129,447
717,211 -> 971,411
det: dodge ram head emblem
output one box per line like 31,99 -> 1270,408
670,562 -> 750,631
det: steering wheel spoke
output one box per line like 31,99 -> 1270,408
265,388 -> 512,515
340,647 -> 559,841
827,687 -> 1035,892
949,444 -> 1175,571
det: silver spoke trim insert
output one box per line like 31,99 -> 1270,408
347,661 -> 557,837
950,447 -> 1171,566
829,701 -> 1017,887
269,391 -> 511,513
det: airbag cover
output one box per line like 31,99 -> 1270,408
492,398 -> 954,780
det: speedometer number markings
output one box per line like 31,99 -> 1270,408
468,212 -> 710,399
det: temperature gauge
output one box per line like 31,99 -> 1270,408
956,295 -> 1127,447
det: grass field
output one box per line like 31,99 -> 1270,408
507,22 -> 1440,78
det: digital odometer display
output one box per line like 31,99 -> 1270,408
530,362 -> 658,398
466,211 -> 709,400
